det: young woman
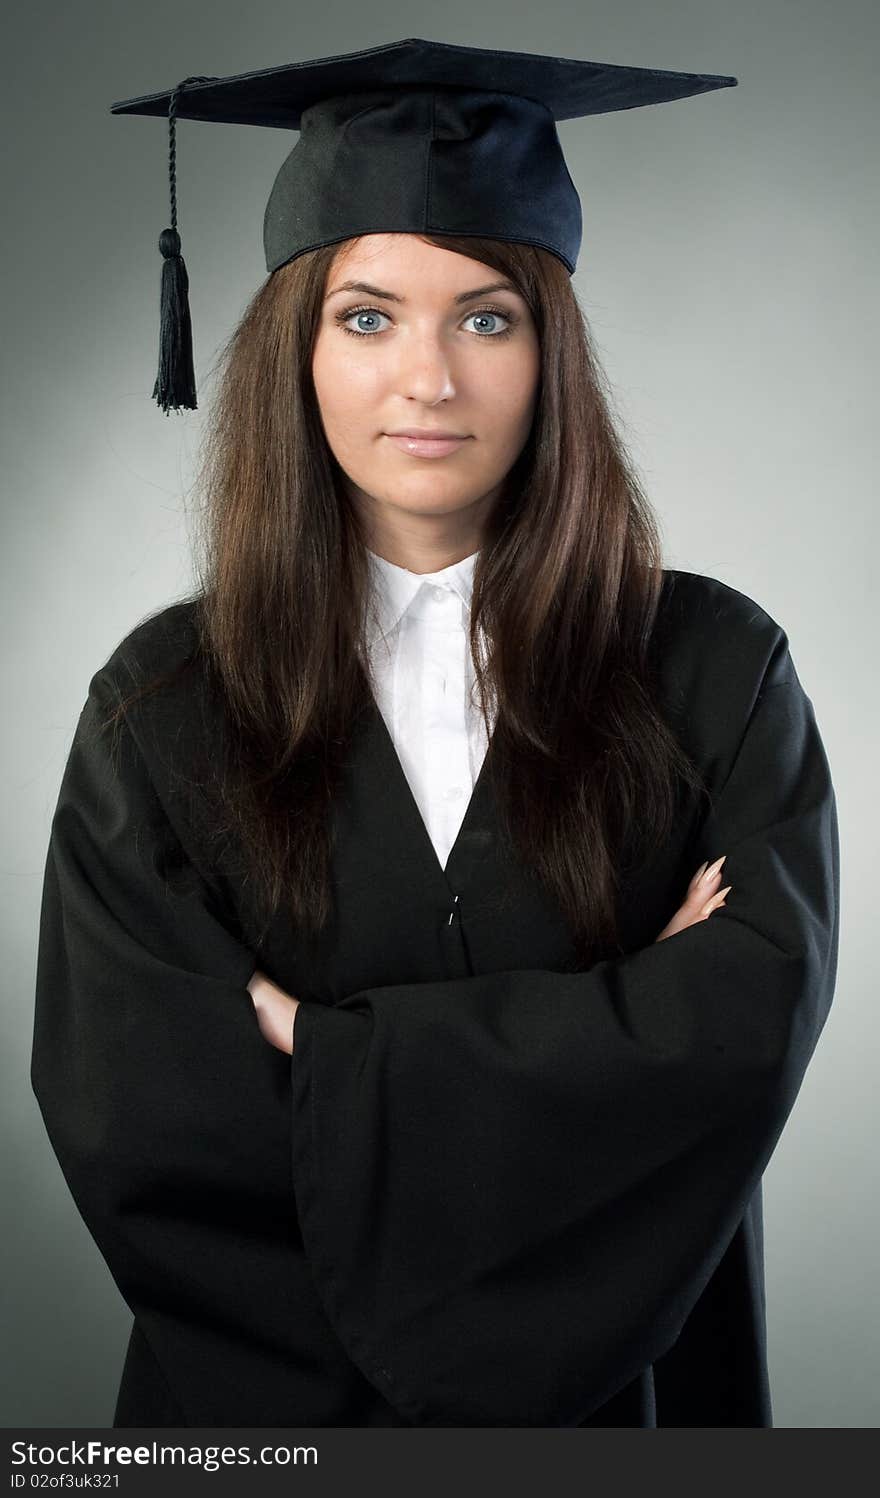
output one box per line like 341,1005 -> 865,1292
246,230 -> 733,1050
31,42 -> 839,1429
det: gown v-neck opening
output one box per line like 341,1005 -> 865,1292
363,691 -> 496,889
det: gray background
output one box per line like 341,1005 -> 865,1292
2,0 -> 875,1427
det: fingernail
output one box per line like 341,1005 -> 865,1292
695,860 -> 709,879
717,884 -> 732,898
701,854 -> 726,883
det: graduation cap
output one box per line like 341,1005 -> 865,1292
110,37 -> 738,415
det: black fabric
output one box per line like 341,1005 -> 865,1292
31,569 -> 839,1427
108,37 -> 738,276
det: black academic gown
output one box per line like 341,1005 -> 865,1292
30,568 -> 840,1428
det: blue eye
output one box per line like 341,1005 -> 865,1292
462,309 -> 511,337
341,308 -> 389,336
334,304 -> 518,340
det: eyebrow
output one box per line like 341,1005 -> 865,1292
324,278 -> 520,305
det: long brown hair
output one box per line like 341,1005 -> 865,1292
104,233 -> 707,965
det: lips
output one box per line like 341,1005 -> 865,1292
385,433 -> 470,458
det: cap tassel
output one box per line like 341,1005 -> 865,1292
152,75 -> 217,414
153,226 -> 196,413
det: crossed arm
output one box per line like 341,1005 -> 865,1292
247,856 -> 730,1055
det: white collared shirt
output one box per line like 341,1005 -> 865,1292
365,547 -> 497,871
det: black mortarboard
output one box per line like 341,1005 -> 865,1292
110,37 -> 737,414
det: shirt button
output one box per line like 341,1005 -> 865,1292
431,585 -> 446,602
444,786 -> 463,801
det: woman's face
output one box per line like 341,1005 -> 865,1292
311,234 -> 540,541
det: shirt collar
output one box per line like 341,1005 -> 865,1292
366,546 -> 479,640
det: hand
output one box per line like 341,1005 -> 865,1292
247,967 -> 300,1055
654,856 -> 732,942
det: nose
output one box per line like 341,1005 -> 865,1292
395,332 -> 457,405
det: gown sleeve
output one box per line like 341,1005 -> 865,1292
288,627 -> 840,1427
31,669 -> 265,1361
